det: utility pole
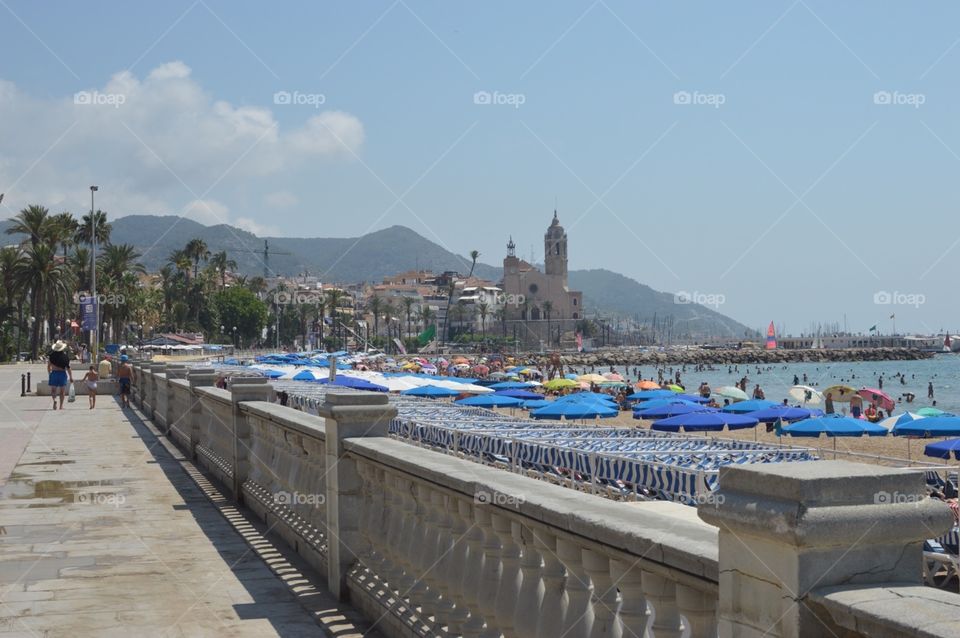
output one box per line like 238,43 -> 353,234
89,186 -> 99,363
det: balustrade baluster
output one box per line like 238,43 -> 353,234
513,523 -> 544,638
534,529 -> 567,638
491,514 -> 521,637
430,490 -> 457,632
642,571 -> 683,638
557,538 -> 594,638
413,483 -> 442,630
675,584 -> 717,638
582,549 -> 621,638
610,561 -> 649,638
460,499 -> 488,638
447,498 -> 473,636
474,506 -> 503,638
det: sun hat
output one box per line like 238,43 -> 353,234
51,340 -> 68,352
120,354 -> 128,362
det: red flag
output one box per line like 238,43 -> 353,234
576,332 -> 583,352
765,322 -> 777,350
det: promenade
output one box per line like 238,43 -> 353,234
0,364 -> 375,637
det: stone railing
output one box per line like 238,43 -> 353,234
130,360 -> 960,638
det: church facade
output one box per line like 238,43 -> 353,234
501,212 -> 583,323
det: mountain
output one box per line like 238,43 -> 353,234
1,213 -> 752,335
568,269 -> 756,339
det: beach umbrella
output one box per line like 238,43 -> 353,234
789,385 -> 824,405
544,378 -> 578,390
603,372 -> 624,382
917,407 -> 951,417
401,385 -> 462,398
494,389 -> 542,400
783,415 -> 888,437
489,381 -> 536,390
721,399 -> 778,414
523,399 -> 552,410
893,416 -> 960,438
822,385 -> 858,402
488,371 -> 509,379
317,376 -> 389,392
879,411 -> 924,430
748,405 -> 813,423
673,393 -> 712,404
858,387 -> 895,412
292,369 -> 321,381
261,369 -> 284,379
577,373 -> 608,384
635,380 -> 661,390
632,398 -> 700,412
634,403 -> 717,420
627,389 -> 676,401
455,395 -> 524,408
651,412 -> 759,433
715,386 -> 749,401
564,373 -> 579,380
531,401 -> 618,420
923,439 -> 960,460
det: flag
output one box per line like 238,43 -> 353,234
869,325 -> 877,332
576,332 -> 583,352
765,321 -> 777,350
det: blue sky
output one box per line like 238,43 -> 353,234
2,1 -> 959,335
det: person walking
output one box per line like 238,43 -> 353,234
47,340 -> 73,410
82,366 -> 98,409
928,382 -> 935,399
117,355 -> 135,409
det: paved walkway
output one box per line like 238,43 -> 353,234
0,364 -> 374,637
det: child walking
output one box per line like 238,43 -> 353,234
82,366 -> 98,409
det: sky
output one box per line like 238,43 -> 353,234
1,1 -> 959,335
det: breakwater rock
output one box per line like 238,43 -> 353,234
541,348 -> 935,367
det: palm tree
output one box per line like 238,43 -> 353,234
184,238 -> 210,279
494,307 -> 507,337
76,210 -> 111,248
325,288 -> 345,349
6,205 -> 53,249
401,297 -> 415,341
467,249 -> 480,278
478,300 -> 489,343
98,245 -> 145,341
50,212 -> 78,258
367,296 -> 383,344
13,243 -> 75,358
167,249 -> 192,279
382,300 -> 396,351
69,247 -> 91,292
208,250 -> 237,289
0,247 -> 24,359
453,299 -> 468,340
416,306 -> 434,334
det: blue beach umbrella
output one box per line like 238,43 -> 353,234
893,416 -> 960,438
317,376 -> 388,392
401,385 -> 462,398
748,406 -> 813,423
634,403 -> 717,420
632,398 -> 700,413
455,395 -> 524,408
627,389 -> 676,401
292,369 -> 321,381
556,392 -> 617,404
523,399 -> 552,409
651,412 -> 759,432
489,381 -> 536,390
531,401 -> 618,420
721,399 -> 778,414
494,389 -> 543,400
260,369 -> 284,378
672,393 -> 712,404
923,439 -> 960,460
782,415 -> 888,437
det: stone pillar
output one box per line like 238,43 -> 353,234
187,369 -> 216,459
317,391 -> 397,600
164,364 -> 188,434
147,363 -> 166,419
230,383 -> 274,502
699,459 -> 954,638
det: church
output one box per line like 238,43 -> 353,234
501,211 -> 583,322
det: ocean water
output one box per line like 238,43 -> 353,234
596,353 -> 960,416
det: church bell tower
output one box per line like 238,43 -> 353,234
544,210 -> 567,278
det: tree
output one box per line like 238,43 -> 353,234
325,288 -> 345,349
76,209 -> 111,248
6,205 -> 53,249
478,300 -> 489,342
214,286 -> 268,347
13,242 -> 75,358
401,296 -> 415,340
367,296 -> 383,344
208,250 -> 237,289
98,244 -> 145,341
50,212 -> 79,258
184,238 -> 210,279
467,249 -> 480,278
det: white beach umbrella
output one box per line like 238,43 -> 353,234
789,385 -> 824,405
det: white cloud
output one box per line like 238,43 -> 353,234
0,61 -> 363,232
263,190 -> 299,208
181,198 -> 230,226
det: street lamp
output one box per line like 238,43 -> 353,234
90,185 -> 99,362
232,326 -> 238,349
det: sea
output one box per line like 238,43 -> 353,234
596,353 -> 960,415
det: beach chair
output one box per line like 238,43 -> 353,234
923,539 -> 959,589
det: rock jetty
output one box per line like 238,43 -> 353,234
542,347 -> 934,367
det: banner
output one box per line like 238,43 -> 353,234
79,295 -> 98,331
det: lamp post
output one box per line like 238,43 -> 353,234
232,326 -> 238,349
89,185 -> 99,362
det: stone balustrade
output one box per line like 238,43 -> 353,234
130,361 -> 960,638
